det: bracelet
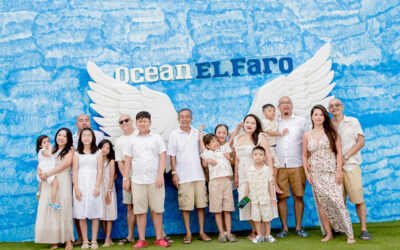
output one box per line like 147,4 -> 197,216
123,177 -> 128,181
108,189 -> 112,192
171,171 -> 177,175
45,172 -> 49,177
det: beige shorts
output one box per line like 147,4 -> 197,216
122,189 -> 133,205
132,182 -> 165,214
251,203 -> 275,222
277,166 -> 306,199
343,165 -> 365,204
178,181 -> 208,211
208,177 -> 235,213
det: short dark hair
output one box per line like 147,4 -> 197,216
178,108 -> 192,117
36,135 -> 49,153
214,124 -> 229,134
203,133 -> 216,146
262,104 -> 275,111
252,145 -> 266,154
136,111 -> 151,120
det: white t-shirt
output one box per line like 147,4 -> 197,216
201,149 -> 233,180
336,116 -> 364,172
115,131 -> 137,162
276,114 -> 309,168
217,142 -> 232,154
73,130 -> 104,150
168,127 -> 205,184
123,132 -> 166,184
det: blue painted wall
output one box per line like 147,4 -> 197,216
0,0 -> 399,242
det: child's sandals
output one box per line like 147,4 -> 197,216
90,241 -> 99,249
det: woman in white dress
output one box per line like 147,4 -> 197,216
98,139 -> 118,247
233,114 -> 276,239
72,128 -> 103,249
35,128 -> 74,250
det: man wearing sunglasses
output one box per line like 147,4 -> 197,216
115,114 -> 137,245
328,98 -> 372,241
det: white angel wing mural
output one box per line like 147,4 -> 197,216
86,61 -> 179,171
249,43 -> 335,119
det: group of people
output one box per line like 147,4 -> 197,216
34,96 -> 372,249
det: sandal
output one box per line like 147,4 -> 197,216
50,244 -> 58,249
360,231 -> 372,240
198,233 -> 212,242
91,241 -> 98,249
164,235 -> 173,243
118,238 -> 134,246
132,240 -> 148,249
65,243 -> 73,250
81,241 -> 90,249
182,235 -> 192,244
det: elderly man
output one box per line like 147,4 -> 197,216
328,98 -> 372,240
72,113 -> 104,246
115,114 -> 137,245
275,96 -> 310,238
72,114 -> 104,149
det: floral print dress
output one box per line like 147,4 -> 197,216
308,133 -> 354,238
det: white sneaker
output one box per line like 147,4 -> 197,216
252,236 -> 264,244
265,235 -> 277,243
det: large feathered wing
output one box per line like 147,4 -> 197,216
86,61 -> 179,172
249,43 -> 335,119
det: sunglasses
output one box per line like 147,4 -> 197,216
119,118 -> 130,125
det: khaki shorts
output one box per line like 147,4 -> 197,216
122,189 -> 133,205
343,165 -> 365,204
178,181 -> 208,211
132,182 -> 165,214
277,166 -> 306,199
208,177 -> 235,213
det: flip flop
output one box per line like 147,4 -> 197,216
118,238 -> 134,246
360,231 -> 372,240
198,233 -> 212,242
182,235 -> 192,244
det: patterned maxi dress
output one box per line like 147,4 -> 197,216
308,133 -> 354,238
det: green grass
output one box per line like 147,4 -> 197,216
1,221 -> 399,250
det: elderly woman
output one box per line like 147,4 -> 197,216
35,128 -> 75,250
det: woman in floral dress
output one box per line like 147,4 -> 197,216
302,105 -> 355,244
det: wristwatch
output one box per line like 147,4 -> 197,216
344,155 -> 349,160
171,171 -> 177,175
123,177 -> 128,181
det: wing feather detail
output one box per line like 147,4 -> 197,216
249,42 -> 336,119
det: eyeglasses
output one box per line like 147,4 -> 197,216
119,118 -> 130,125
279,101 -> 292,105
328,104 -> 342,109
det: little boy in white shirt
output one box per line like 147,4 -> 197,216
199,125 -> 236,243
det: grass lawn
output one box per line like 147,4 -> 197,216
1,221 -> 399,250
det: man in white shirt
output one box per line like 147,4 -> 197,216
72,114 -> 104,149
72,113 -> 104,246
329,98 -> 371,240
168,109 -> 211,244
275,96 -> 310,239
114,114 -> 136,245
123,111 -> 170,248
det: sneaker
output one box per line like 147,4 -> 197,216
154,238 -> 170,247
133,240 -> 148,249
276,229 -> 289,238
52,203 -> 62,210
265,235 -> 277,243
252,236 -> 264,244
296,228 -> 310,238
218,235 -> 227,243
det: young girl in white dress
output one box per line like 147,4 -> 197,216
72,128 -> 103,249
98,139 -> 118,247
36,135 -> 61,210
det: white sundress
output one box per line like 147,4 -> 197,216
73,151 -> 103,219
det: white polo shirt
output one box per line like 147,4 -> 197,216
336,116 -> 364,172
73,130 -> 104,150
168,126 -> 205,184
123,132 -> 166,184
276,114 -> 309,168
115,131 -> 138,162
